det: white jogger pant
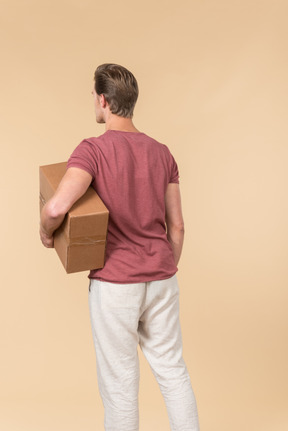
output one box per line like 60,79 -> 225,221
88,275 -> 200,431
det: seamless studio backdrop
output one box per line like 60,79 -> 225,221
0,1 -> 287,430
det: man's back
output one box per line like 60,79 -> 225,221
67,130 -> 179,283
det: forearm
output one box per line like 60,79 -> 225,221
167,226 -> 185,266
39,167 -> 92,248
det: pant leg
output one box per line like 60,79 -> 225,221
88,279 -> 145,431
138,275 -> 200,431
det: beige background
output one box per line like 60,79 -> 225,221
1,0 -> 287,430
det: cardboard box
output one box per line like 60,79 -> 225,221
39,162 -> 109,273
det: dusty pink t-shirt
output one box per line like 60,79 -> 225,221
67,130 -> 179,283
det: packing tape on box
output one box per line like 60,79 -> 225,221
68,236 -> 106,246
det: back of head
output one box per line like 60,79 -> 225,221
94,64 -> 139,118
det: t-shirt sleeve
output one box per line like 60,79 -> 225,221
67,140 -> 97,179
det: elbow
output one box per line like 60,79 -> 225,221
168,221 -> 185,236
177,223 -> 185,237
173,220 -> 185,233
44,200 -> 67,220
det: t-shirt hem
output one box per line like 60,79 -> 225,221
66,161 -> 95,179
88,270 -> 178,284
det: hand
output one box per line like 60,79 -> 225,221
40,225 -> 54,248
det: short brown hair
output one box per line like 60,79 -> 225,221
94,63 -> 139,118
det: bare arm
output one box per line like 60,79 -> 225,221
40,167 -> 92,248
165,183 -> 185,266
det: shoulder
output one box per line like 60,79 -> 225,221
81,132 -> 107,148
152,138 -> 176,162
140,133 -> 172,154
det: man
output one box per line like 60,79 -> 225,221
40,63 -> 200,431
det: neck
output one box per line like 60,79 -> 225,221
104,114 -> 140,133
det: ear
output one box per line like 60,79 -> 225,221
99,94 -> 108,109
